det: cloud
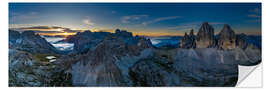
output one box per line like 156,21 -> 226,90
167,22 -> 201,31
16,26 -> 61,30
121,15 -> 148,24
142,16 -> 181,26
248,14 -> 261,18
11,26 -> 80,33
83,16 -> 95,26
249,8 -> 260,14
246,19 -> 261,23
246,8 -> 261,23
168,21 -> 224,31
62,29 -> 81,33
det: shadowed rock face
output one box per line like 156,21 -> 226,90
127,46 -> 261,87
71,32 -> 153,86
196,22 -> 215,48
180,29 -> 196,49
173,48 -> 238,86
9,30 -> 58,54
71,30 -> 111,54
9,30 -> 21,45
129,58 -> 181,86
67,29 -> 136,54
217,24 -> 236,50
236,33 -> 249,49
114,29 -> 133,38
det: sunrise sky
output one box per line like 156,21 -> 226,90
9,3 -> 261,36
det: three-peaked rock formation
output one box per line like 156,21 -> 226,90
180,22 -> 261,50
196,22 -> 216,48
217,24 -> 236,50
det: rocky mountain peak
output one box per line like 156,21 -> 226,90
9,30 -> 21,45
189,29 -> 194,36
10,30 -> 58,54
114,29 -> 133,38
217,24 -> 236,50
21,31 -> 37,37
115,28 -> 121,33
78,30 -> 92,36
220,24 -> 234,34
200,22 -> 213,32
184,32 -> 188,37
196,22 -> 215,48
202,22 -> 209,26
180,29 -> 196,49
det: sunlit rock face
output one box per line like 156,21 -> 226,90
217,24 -> 236,50
196,22 -> 216,48
180,29 -> 196,49
9,30 -> 58,54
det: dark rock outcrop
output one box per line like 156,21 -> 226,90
217,24 -> 236,50
68,29 -> 147,54
9,49 -> 72,86
180,29 -> 196,48
235,33 -> 248,49
196,22 -> 215,48
173,48 -> 239,86
71,30 -> 111,54
129,58 -> 180,86
114,29 -> 133,38
9,30 -> 21,45
9,30 -> 58,54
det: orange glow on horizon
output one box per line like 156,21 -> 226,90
39,32 -> 76,36
36,30 -> 261,37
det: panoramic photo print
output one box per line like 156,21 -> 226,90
8,3 -> 261,87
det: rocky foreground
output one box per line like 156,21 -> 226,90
9,22 -> 261,87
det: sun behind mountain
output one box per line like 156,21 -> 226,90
61,32 -> 75,36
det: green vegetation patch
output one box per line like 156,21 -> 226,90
32,53 -> 59,62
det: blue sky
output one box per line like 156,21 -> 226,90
9,3 -> 261,36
